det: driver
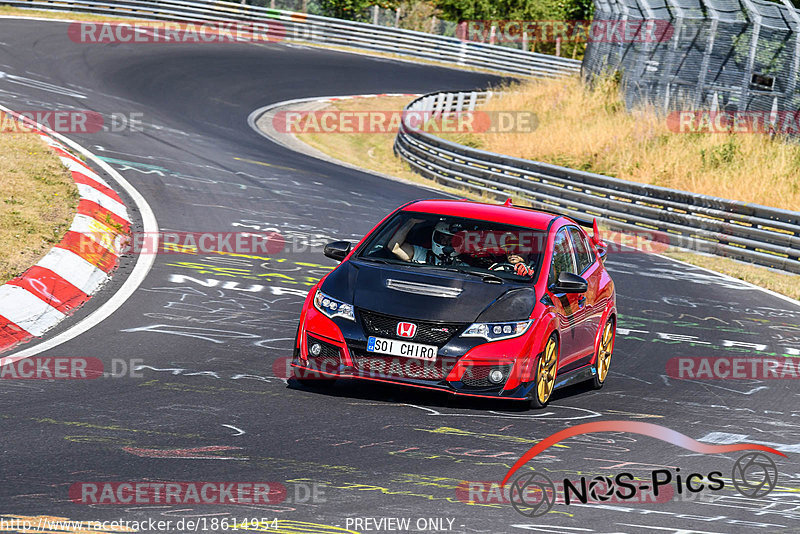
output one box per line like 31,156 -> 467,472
489,237 -> 535,277
388,219 -> 459,264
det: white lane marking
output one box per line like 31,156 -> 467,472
0,285 -> 65,336
36,248 -> 109,295
0,103 -> 159,364
246,98 -> 457,198
698,431 -> 800,453
0,69 -> 86,99
656,253 -> 800,309
399,403 -> 601,420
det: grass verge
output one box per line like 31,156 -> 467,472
294,96 -> 496,200
455,75 -> 800,211
0,5 -> 122,21
291,95 -> 800,302
0,130 -> 79,285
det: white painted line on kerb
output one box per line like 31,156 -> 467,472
0,104 -> 159,365
36,248 -> 109,295
0,285 -> 66,336
59,156 -> 109,186
75,183 -> 130,222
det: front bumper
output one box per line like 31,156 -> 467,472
293,306 -> 539,400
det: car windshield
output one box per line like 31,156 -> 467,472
356,211 -> 546,282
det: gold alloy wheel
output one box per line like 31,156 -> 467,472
537,337 -> 558,404
597,321 -> 614,383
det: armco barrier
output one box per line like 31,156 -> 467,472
394,91 -> 800,274
2,0 -> 580,78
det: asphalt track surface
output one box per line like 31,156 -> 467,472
1,17 -> 799,534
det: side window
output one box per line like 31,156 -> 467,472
567,226 -> 594,274
550,228 -> 576,284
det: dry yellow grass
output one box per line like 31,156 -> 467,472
291,94 -> 800,300
0,129 -> 78,284
0,5 -> 123,21
295,97 -> 495,200
462,76 -> 800,211
296,97 -> 419,181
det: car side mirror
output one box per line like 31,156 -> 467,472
597,246 -> 607,263
553,271 -> 588,293
323,240 -> 352,262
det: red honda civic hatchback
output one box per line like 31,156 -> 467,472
291,198 -> 617,408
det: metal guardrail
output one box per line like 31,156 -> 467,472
2,0 -> 581,77
394,91 -> 800,274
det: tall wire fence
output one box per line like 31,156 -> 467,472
582,0 -> 800,126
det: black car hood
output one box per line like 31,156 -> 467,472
322,261 -> 536,323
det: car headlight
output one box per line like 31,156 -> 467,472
462,320 -> 532,341
313,289 -> 355,321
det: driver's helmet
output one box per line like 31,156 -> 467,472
431,221 -> 459,259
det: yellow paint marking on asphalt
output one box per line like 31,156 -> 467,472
233,157 -> 304,172
604,409 -> 664,419
414,426 -> 570,447
0,515 -> 136,533
236,520 -> 360,534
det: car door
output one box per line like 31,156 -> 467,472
546,227 -> 585,370
566,225 -> 601,366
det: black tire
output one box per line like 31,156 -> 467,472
590,317 -> 615,390
530,334 -> 559,409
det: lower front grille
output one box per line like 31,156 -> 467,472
352,352 -> 455,381
305,335 -> 341,373
460,364 -> 513,388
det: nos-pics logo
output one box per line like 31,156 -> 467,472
500,421 -> 783,518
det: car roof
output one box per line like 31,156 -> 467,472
402,199 -> 560,231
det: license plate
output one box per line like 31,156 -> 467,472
366,336 -> 437,361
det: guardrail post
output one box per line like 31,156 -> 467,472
444,92 -> 454,112
467,92 -> 478,111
